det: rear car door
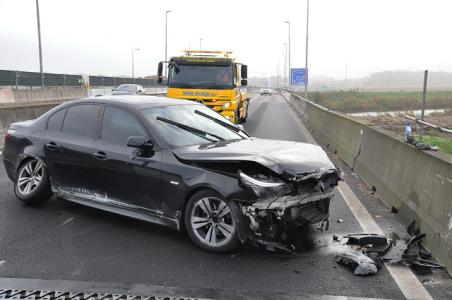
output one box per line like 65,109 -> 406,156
43,104 -> 100,192
91,105 -> 163,211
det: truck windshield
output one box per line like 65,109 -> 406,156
169,64 -> 234,89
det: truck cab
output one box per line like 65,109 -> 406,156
158,50 -> 250,124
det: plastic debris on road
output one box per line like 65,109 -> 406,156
333,220 -> 444,276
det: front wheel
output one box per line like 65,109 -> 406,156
185,190 -> 240,252
14,158 -> 52,205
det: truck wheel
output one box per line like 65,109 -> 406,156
185,189 -> 241,252
14,158 -> 52,205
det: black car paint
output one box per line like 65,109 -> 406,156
3,97 -> 257,229
3,95 -> 340,245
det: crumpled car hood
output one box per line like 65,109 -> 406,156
173,138 -> 337,178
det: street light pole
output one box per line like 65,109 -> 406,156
132,48 -> 140,83
283,43 -> 288,87
36,0 -> 44,87
285,21 -> 291,89
164,10 -> 172,78
304,0 -> 310,98
199,38 -> 203,50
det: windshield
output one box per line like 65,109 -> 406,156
116,84 -> 137,92
142,104 -> 247,147
169,64 -> 234,89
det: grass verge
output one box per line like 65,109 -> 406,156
415,135 -> 452,155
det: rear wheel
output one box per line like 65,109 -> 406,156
185,190 -> 240,252
14,158 -> 52,205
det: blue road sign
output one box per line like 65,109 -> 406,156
291,68 -> 307,85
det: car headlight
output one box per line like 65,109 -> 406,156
238,171 -> 291,199
221,102 -> 231,109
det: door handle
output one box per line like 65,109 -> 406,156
45,141 -> 61,150
93,151 -> 107,160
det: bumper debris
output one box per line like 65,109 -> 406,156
334,220 -> 445,276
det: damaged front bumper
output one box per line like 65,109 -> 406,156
236,170 -> 339,251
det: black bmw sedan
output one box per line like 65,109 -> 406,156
3,95 -> 341,252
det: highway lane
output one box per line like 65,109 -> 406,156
0,93 -> 432,299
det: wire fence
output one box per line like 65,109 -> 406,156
0,70 -> 157,89
88,75 -> 157,88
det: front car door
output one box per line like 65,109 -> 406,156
91,105 -> 163,216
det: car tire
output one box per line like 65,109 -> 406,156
185,189 -> 241,252
14,158 -> 52,205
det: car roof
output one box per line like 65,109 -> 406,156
66,95 -> 197,109
117,84 -> 141,87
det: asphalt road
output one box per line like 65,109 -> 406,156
0,93 -> 448,299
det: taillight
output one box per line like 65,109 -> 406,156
4,129 -> 15,143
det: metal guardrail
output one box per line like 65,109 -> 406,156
282,88 -> 452,136
404,115 -> 452,134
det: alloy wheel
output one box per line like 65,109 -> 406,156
17,160 -> 44,196
190,197 -> 235,247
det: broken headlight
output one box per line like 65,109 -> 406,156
238,171 -> 291,199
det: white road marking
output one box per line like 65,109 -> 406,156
0,260 -> 5,267
58,217 -> 75,227
281,92 -> 433,300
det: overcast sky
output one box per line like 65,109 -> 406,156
1,0 -> 451,79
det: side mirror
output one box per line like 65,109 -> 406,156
241,65 -> 248,79
137,89 -> 143,94
127,136 -> 155,157
112,88 -> 116,91
157,62 -> 163,84
237,124 -> 244,131
241,79 -> 248,86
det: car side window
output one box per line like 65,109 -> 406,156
47,108 -> 66,131
101,106 -> 147,145
62,104 -> 100,137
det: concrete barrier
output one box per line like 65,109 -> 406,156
0,87 -> 87,104
354,126 -> 452,272
0,87 -> 87,148
287,92 -> 365,168
0,89 -> 14,103
11,87 -> 87,103
285,90 -> 452,273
